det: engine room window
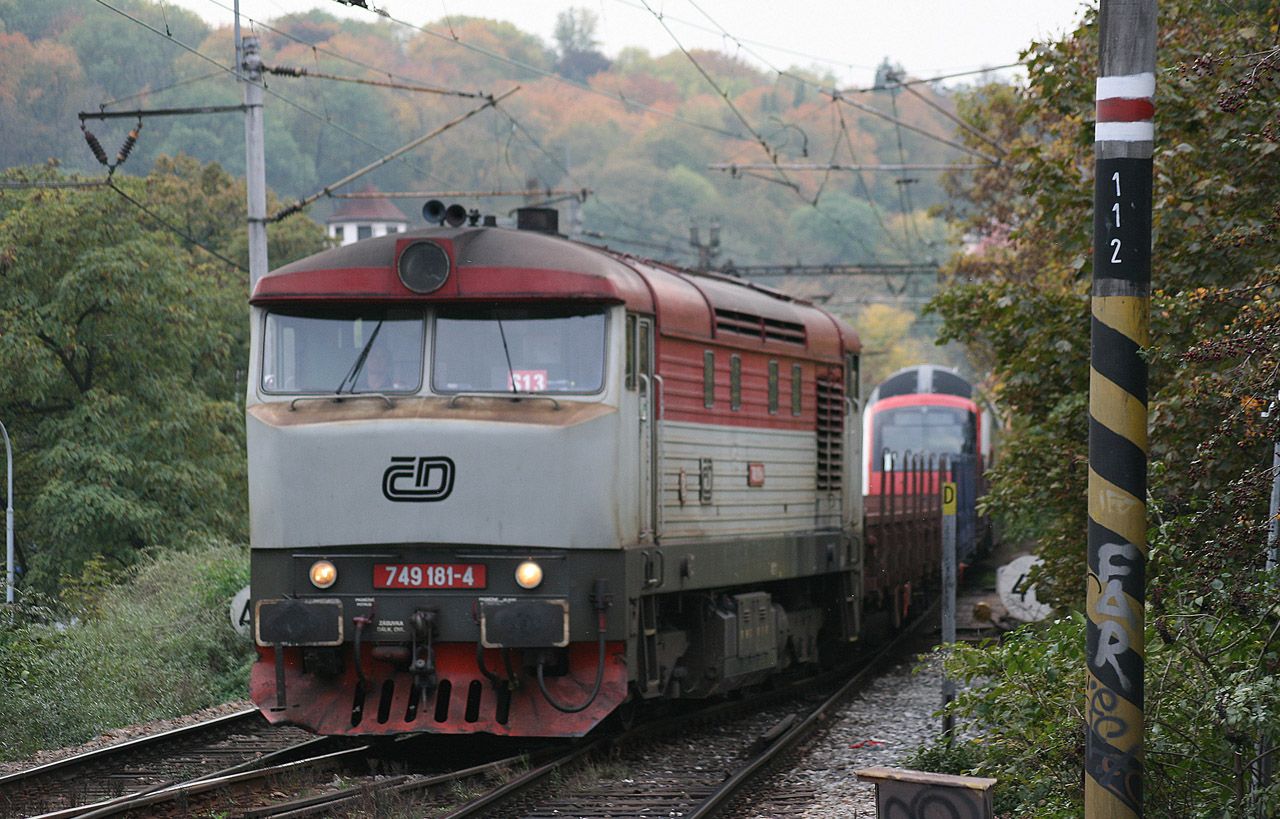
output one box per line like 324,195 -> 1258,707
261,308 -> 425,394
730,355 -> 741,411
768,360 -> 779,414
791,364 -> 803,416
703,351 -> 715,408
432,305 -> 607,394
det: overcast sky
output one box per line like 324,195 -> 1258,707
168,0 -> 1092,88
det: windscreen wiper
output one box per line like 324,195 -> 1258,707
335,320 -> 384,394
496,315 -> 518,393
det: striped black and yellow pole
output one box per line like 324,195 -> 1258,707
1086,3 -> 1155,817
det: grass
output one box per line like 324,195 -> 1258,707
0,540 -> 254,761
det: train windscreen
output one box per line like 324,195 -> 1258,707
261,307 -> 425,394
872,405 -> 976,469
432,305 -> 607,394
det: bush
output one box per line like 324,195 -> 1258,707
0,540 -> 253,760
914,616 -> 1087,818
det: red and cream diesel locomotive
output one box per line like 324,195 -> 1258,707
246,208 -> 871,738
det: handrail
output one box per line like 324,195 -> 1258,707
447,392 -> 560,410
637,373 -> 650,422
289,393 -> 393,411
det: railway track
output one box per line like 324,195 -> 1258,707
1,605 -> 936,818
443,604 -> 938,818
0,709 -> 328,818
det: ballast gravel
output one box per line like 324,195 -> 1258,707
737,651 -> 950,818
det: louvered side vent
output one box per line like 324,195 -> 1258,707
714,308 -> 806,345
816,376 -> 844,492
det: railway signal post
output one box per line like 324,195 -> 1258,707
940,478 -> 957,743
1086,1 -> 1155,817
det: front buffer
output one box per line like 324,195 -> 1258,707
250,641 -> 627,737
250,577 -> 628,737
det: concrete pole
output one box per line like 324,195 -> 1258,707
241,31 -> 269,289
1,421 -> 12,604
1085,2 -> 1155,817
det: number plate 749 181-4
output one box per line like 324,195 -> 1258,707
374,563 -> 487,589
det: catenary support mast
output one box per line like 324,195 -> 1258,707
1085,2 -> 1155,817
239,6 -> 268,289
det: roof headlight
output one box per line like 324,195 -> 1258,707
515,560 -> 543,590
309,559 -> 338,589
397,241 -> 450,294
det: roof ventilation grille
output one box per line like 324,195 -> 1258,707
714,308 -> 806,345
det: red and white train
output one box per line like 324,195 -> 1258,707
247,208 -> 939,738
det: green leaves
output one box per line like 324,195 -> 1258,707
0,160 -> 323,590
926,4 -> 1280,815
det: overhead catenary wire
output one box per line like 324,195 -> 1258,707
609,0 -> 880,77
272,86 -> 520,222
632,1 -> 898,264
107,180 -> 249,271
839,61 -> 1026,94
885,76 -> 924,256
674,7 -> 1002,166
263,64 -> 489,98
833,101 -> 912,260
98,70 -> 226,110
0,179 -> 111,190
893,81 -> 1007,158
832,90 -> 999,164
307,0 -> 964,269
90,0 -> 453,186
203,0 -> 488,98
493,105 -> 695,253
712,162 -> 993,172
636,0 -> 797,191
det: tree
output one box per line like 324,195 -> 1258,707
924,4 -> 1280,814
0,159 -> 325,591
0,33 -> 89,169
553,8 -> 611,83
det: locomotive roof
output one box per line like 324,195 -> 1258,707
254,226 -> 859,357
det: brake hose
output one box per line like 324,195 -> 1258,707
536,609 -> 608,713
536,579 -> 611,714
352,615 -> 372,692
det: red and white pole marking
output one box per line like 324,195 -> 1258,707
1095,73 -> 1155,143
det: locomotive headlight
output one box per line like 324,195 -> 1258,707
309,559 -> 338,589
397,241 -> 450,294
514,560 -> 543,590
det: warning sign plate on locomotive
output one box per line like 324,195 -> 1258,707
375,563 -> 487,589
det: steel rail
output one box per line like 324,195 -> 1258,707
0,708 -> 260,790
54,743 -> 372,819
441,739 -> 605,818
248,751 -> 542,818
687,598 -> 942,818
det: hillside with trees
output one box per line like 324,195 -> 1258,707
0,0 -> 966,289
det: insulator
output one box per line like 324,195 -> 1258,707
82,127 -> 109,166
115,122 -> 142,166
